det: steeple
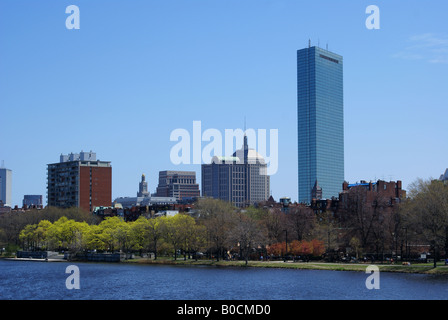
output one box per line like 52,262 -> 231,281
311,180 -> 323,200
137,173 -> 149,197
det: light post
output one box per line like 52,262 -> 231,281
402,227 -> 408,262
283,229 -> 288,261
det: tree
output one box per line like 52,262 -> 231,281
146,217 -> 163,260
97,216 -> 125,252
197,198 -> 237,261
228,213 -> 266,265
173,214 -> 197,260
84,224 -> 106,251
266,242 -> 284,257
189,224 -> 207,261
262,208 -> 288,245
287,206 -> 315,241
340,186 -> 372,249
19,224 -> 38,250
402,179 -> 448,267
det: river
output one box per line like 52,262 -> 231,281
1,259 -> 448,300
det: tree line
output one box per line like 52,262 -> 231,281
2,178 -> 448,265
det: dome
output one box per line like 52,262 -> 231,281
232,148 -> 266,164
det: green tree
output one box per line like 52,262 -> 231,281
97,216 -> 125,252
19,224 -> 38,250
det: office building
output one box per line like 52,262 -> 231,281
47,151 -> 112,212
23,195 -> 43,208
0,167 -> 12,207
201,135 -> 270,207
155,170 -> 200,201
297,45 -> 344,203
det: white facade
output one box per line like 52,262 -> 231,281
113,195 -> 177,208
0,168 -> 12,207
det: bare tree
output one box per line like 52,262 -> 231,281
287,206 -> 315,241
228,213 -> 266,265
196,198 -> 237,261
402,178 -> 448,267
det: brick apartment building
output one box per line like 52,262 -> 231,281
340,180 -> 406,206
47,151 -> 112,212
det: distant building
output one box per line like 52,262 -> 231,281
339,180 -> 406,207
23,195 -> 43,208
311,180 -> 323,200
137,174 -> 150,197
440,169 -> 448,182
47,151 -> 112,212
0,167 -> 12,207
201,135 -> 270,207
155,170 -> 200,201
113,196 -> 177,208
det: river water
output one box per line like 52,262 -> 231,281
1,259 -> 447,300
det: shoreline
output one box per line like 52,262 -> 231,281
124,257 -> 448,274
3,255 -> 448,274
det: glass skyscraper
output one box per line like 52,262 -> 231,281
297,46 -> 344,203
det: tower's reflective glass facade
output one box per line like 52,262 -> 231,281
297,46 -> 344,203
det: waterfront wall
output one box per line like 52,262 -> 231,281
65,252 -> 122,262
17,251 -> 48,259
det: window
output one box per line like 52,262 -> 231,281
319,54 -> 339,64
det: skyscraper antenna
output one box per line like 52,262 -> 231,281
308,39 -> 311,48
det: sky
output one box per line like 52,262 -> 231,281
1,0 -> 447,207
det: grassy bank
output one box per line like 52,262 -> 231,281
125,257 -> 448,274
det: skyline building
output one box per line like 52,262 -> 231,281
0,167 -> 12,207
23,195 -> 43,208
297,45 -> 344,203
155,170 -> 200,201
201,135 -> 270,207
47,151 -> 112,212
137,174 -> 150,197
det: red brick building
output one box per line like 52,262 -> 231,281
340,180 -> 406,205
47,151 -> 112,212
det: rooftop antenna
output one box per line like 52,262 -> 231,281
308,39 -> 311,48
326,42 -> 328,51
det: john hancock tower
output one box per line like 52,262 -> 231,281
297,45 -> 344,203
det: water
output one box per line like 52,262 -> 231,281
1,259 -> 448,300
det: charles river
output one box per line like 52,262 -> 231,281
1,259 -> 448,300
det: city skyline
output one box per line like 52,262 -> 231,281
1,1 -> 447,207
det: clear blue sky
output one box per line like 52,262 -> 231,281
1,0 -> 447,207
